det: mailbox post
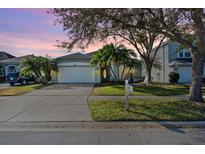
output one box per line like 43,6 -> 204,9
125,79 -> 133,110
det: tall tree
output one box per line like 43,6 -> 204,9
50,8 -> 164,85
91,44 -> 118,81
116,29 -> 165,84
21,56 -> 58,83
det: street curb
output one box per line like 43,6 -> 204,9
0,121 -> 205,131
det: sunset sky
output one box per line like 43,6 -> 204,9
0,8 -> 105,58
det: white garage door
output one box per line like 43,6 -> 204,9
178,66 -> 192,83
58,66 -> 93,83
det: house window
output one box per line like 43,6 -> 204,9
8,66 -> 16,73
178,52 -> 184,58
185,52 -> 191,58
0,66 -> 5,76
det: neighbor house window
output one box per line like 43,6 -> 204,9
0,66 -> 5,76
8,66 -> 16,73
185,52 -> 191,58
178,52 -> 184,58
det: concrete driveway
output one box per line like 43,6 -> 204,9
0,84 -> 93,122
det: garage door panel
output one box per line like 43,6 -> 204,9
58,66 -> 93,83
178,66 -> 192,83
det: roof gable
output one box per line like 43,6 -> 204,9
0,51 -> 15,60
0,55 -> 33,65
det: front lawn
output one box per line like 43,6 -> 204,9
0,83 -> 49,96
91,83 -> 190,96
88,99 -> 205,121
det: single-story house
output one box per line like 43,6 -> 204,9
0,51 -> 16,82
54,52 -> 142,83
144,40 -> 205,83
0,51 -> 15,61
0,55 -> 33,80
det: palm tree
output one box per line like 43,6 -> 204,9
115,44 -> 137,80
91,43 -> 138,81
41,58 -> 58,83
91,44 -> 118,80
21,56 -> 43,82
21,56 -> 58,83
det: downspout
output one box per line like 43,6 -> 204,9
163,45 -> 165,83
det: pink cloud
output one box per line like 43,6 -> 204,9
0,31 -> 68,57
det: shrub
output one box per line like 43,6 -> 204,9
169,72 -> 180,83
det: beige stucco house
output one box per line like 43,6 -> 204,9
54,52 -> 142,83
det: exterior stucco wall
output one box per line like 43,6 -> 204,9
142,43 -> 174,83
95,67 -> 101,83
0,64 -> 20,77
110,64 -> 141,81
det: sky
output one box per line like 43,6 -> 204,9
0,8 -> 105,58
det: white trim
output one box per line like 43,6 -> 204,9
7,65 -> 17,73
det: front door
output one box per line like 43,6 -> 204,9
101,67 -> 110,82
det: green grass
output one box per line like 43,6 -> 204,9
91,83 -> 190,96
88,99 -> 205,121
0,83 -> 50,96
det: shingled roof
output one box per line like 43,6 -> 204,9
0,55 -> 33,65
56,52 -> 95,61
0,51 -> 15,61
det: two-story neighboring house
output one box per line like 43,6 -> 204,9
142,40 -> 195,83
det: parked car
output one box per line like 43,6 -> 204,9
7,72 -> 35,86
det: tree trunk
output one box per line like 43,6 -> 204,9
189,54 -> 204,102
144,65 -> 152,85
189,9 -> 205,102
121,64 -> 126,81
109,64 -> 118,81
127,67 -> 132,75
116,62 -> 120,81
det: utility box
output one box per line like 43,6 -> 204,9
125,79 -> 133,110
128,84 -> 133,93
125,80 -> 133,93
